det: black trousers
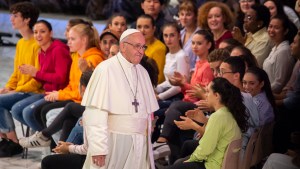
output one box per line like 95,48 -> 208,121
42,102 -> 85,141
166,161 -> 206,169
33,100 -> 73,129
41,154 -> 86,169
160,100 -> 197,163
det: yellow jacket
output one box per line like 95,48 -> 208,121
5,37 -> 42,93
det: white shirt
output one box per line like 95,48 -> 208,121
156,49 -> 190,100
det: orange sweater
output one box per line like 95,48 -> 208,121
58,47 -> 105,103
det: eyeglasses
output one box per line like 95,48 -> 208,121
123,42 -> 147,51
219,71 -> 235,76
244,15 -> 254,21
239,0 -> 254,3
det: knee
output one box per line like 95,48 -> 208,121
10,103 -> 23,119
22,105 -> 35,122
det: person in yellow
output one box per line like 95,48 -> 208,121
0,2 -> 41,157
136,14 -> 167,84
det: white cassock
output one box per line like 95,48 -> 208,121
81,52 -> 159,169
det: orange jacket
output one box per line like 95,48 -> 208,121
58,47 -> 105,103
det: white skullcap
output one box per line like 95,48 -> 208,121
120,29 -> 140,42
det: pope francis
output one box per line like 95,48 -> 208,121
81,29 -> 159,169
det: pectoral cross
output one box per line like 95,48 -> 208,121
132,98 -> 139,113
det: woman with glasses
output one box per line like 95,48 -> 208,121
233,0 -> 260,37
233,4 -> 272,68
198,1 -> 235,48
136,14 -> 167,84
167,77 -> 248,169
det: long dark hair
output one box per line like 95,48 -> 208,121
211,77 -> 249,132
245,67 -> 277,113
194,30 -> 215,53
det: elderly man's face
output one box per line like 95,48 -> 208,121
121,32 -> 146,65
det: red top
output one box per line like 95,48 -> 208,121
35,40 -> 72,92
215,30 -> 233,49
181,60 -> 214,103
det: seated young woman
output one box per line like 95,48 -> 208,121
167,77 -> 249,169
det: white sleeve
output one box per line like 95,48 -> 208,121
82,107 -> 108,156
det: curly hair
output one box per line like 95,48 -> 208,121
10,2 -> 40,29
198,1 -> 235,30
207,48 -> 230,63
211,77 -> 249,132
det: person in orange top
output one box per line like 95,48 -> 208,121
31,22 -> 106,131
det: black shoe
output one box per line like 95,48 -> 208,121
0,139 -> 9,150
0,140 -> 23,157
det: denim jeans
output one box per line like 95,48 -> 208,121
66,118 -> 83,145
0,92 -> 32,132
11,94 -> 45,131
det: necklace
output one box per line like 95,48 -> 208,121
117,56 -> 139,113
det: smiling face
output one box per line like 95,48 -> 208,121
191,34 -> 211,58
33,22 -> 53,50
179,10 -> 196,28
268,18 -> 285,45
109,16 -> 127,35
243,72 -> 263,96
207,7 -> 225,32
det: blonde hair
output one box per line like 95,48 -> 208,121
71,23 -> 100,50
198,2 -> 235,30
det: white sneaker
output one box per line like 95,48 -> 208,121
153,142 -> 171,160
19,132 -> 51,148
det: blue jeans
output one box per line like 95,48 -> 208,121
11,94 -> 45,131
66,118 -> 83,145
0,92 -> 32,132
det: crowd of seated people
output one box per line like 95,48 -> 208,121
0,0 -> 300,169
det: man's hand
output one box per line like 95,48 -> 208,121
92,155 -> 106,167
44,91 -> 59,102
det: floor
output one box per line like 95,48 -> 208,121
0,8 -> 107,168
0,46 -> 46,169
